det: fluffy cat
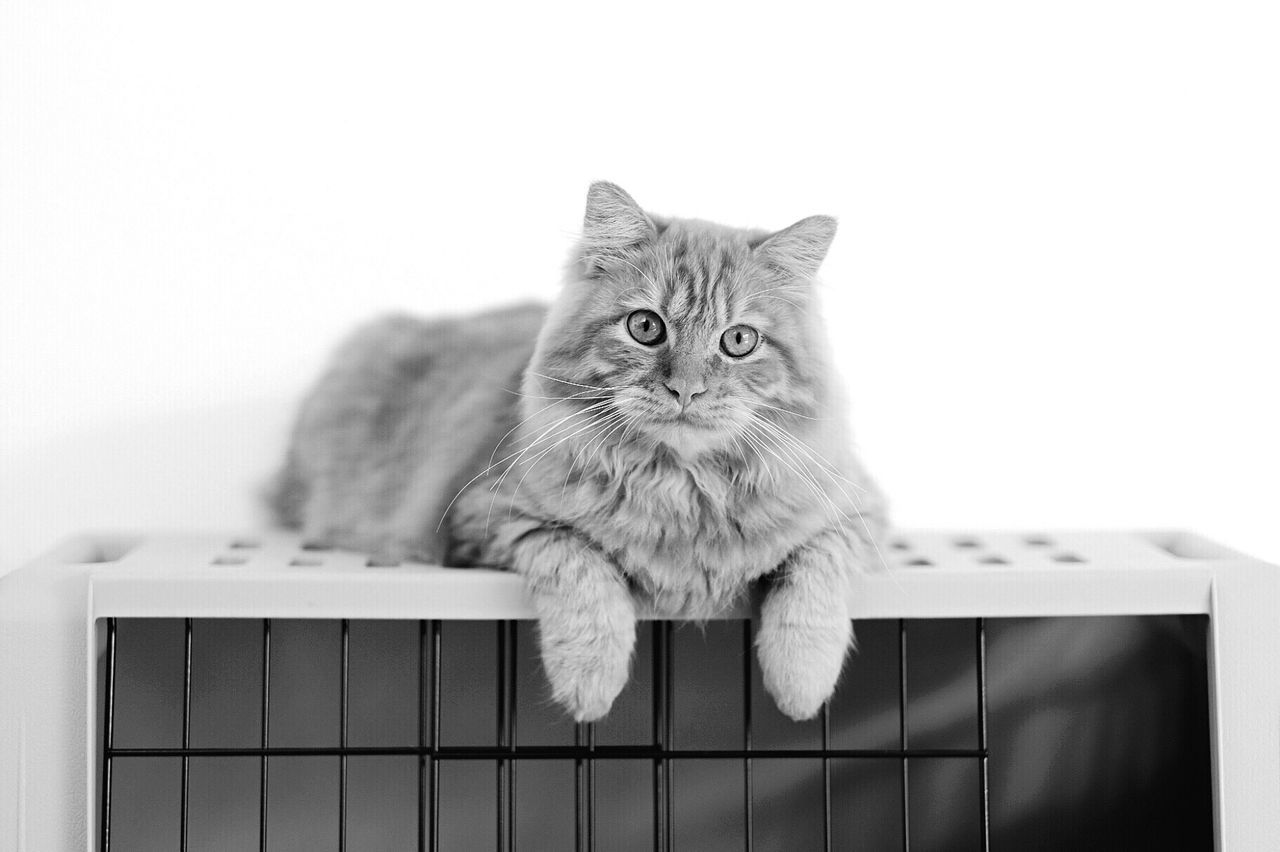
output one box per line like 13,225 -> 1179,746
270,182 -> 887,721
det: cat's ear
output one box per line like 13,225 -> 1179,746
753,215 -> 838,282
580,182 -> 657,274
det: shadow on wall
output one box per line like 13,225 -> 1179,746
104,615 -> 1212,850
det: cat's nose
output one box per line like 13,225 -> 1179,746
664,378 -> 706,409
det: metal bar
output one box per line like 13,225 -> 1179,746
181,618 -> 193,852
497,621 -> 516,852
575,723 -> 588,852
100,618 -> 118,852
664,622 -> 674,852
899,619 -> 910,852
498,622 -> 506,852
259,619 -> 272,852
652,622 -> 667,852
418,621 -> 427,852
587,723 -> 596,852
743,620 -> 753,852
339,619 -> 350,852
821,703 -> 832,852
511,626 -> 519,852
430,621 -> 442,852
976,618 -> 990,852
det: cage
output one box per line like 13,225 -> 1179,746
0,530 -> 1277,850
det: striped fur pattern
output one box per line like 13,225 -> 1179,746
271,183 -> 886,720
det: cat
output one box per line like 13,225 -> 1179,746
269,182 -> 887,721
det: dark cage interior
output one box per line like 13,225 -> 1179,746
97,615 -> 1213,851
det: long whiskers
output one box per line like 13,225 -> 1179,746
527,372 -> 618,393
747,414 -> 868,493
434,398 -> 614,533
724,395 -> 825,422
503,405 -> 626,524
743,413 -> 891,574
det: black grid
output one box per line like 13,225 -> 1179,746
98,617 -> 991,851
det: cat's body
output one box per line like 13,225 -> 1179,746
272,183 -> 887,721
272,304 -> 546,563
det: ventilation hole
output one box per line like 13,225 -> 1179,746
979,555 -> 1008,565
1024,535 -> 1053,547
1053,553 -> 1085,563
300,542 -> 333,552
953,537 -> 981,549
289,558 -> 323,567
905,558 -> 933,567
366,558 -> 402,568
211,556 -> 247,566
228,539 -> 260,549
890,540 -> 910,551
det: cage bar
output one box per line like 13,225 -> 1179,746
976,617 -> 990,852
742,620 -> 753,852
417,620 -> 427,852
820,703 -> 831,852
339,619 -> 350,852
899,618 -> 909,852
180,618 -> 192,852
430,621 -> 442,852
99,617 -> 117,852
259,619 -> 272,852
497,621 -> 516,852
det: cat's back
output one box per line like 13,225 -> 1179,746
271,302 -> 546,553
327,302 -> 546,388
304,302 -> 545,422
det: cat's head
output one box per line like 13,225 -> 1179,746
527,182 -> 839,458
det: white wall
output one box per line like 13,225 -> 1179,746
3,0 -> 1277,570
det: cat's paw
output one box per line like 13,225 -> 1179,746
539,622 -> 635,722
756,618 -> 852,721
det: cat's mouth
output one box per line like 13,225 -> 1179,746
648,409 -> 711,428
642,416 -> 727,456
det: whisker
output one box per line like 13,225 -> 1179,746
483,406 -> 608,536
748,414 -> 869,492
506,407 -> 622,521
527,371 -> 619,392
746,415 -> 892,575
491,402 -> 613,493
489,389 -> 615,468
503,389 -> 614,402
743,420 -> 847,532
441,403 -> 611,537
485,403 -> 612,512
558,409 -> 630,502
724,395 -> 824,422
434,398 -> 607,533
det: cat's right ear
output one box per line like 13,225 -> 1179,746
580,182 -> 656,276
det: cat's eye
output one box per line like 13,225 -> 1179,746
720,324 -> 759,357
626,310 -> 666,345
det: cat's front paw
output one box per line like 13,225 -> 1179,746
756,617 -> 852,721
539,621 -> 635,722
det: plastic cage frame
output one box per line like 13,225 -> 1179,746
0,529 -> 1277,850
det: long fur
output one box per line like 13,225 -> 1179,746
271,182 -> 887,720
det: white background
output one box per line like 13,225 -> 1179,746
2,0 -> 1277,571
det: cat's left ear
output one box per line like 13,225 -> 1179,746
753,215 -> 837,282
580,181 -> 657,275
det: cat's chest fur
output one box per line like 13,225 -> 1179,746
543,448 -> 824,615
